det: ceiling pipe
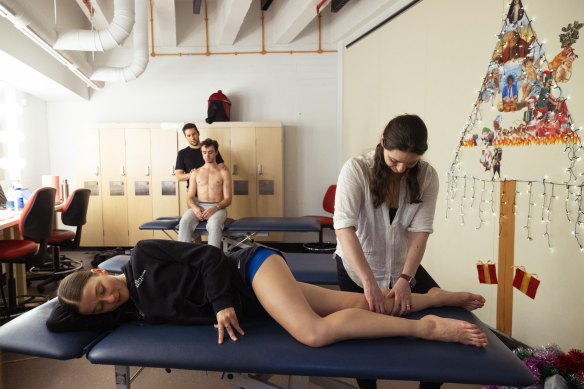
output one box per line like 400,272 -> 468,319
54,0 -> 135,52
91,0 -> 148,82
150,0 -> 336,58
316,0 -> 329,14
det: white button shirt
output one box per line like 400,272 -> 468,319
333,150 -> 439,288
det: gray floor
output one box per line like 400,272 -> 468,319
0,249 -> 482,389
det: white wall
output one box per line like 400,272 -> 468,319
0,85 -> 50,191
342,0 -> 584,350
19,93 -> 51,189
47,52 -> 340,219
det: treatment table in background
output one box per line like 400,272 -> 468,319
139,216 -> 321,249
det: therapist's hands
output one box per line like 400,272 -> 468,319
363,279 -> 386,314
387,278 -> 412,316
215,307 -> 244,344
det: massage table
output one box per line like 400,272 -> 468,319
98,252 -> 339,285
139,216 -> 321,250
0,299 -> 536,388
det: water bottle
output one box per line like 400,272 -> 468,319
63,179 -> 70,200
5,188 -> 15,211
14,184 -> 24,210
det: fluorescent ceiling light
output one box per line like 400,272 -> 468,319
0,2 -> 101,90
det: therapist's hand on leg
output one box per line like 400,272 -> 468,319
388,279 -> 412,316
363,280 -> 386,314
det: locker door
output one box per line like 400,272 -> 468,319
255,127 -> 283,217
75,127 -> 104,246
230,127 -> 257,219
99,128 -> 128,246
125,128 -> 153,245
151,128 -> 180,239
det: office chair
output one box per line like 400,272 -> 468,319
32,189 -> 90,292
0,187 -> 55,319
302,185 -> 337,252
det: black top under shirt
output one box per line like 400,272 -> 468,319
389,207 -> 398,224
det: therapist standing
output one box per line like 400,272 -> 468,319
334,114 -> 440,389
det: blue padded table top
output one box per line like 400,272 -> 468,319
139,217 -> 181,231
98,252 -> 338,284
227,217 -> 320,232
87,306 -> 535,386
139,217 -> 318,233
285,252 -> 337,285
0,299 -> 104,360
98,254 -> 131,274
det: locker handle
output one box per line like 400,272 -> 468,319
145,165 -> 150,176
171,165 -> 175,176
232,164 -> 238,175
120,165 -> 125,176
257,164 -> 263,175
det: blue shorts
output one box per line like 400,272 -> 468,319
246,247 -> 278,284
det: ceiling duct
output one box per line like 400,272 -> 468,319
54,0 -> 135,51
91,0 -> 148,82
193,0 -> 202,14
331,0 -> 350,13
260,0 -> 273,11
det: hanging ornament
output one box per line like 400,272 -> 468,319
513,266 -> 541,298
476,260 -> 498,284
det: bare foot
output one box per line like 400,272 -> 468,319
418,315 -> 488,347
428,287 -> 485,311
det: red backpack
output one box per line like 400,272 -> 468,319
205,90 -> 231,124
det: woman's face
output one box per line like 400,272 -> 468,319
77,272 -> 130,315
382,147 -> 421,174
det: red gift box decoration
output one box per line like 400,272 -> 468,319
476,260 -> 498,284
513,267 -> 540,299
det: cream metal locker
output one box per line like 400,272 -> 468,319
229,127 -> 257,219
151,128 -> 179,239
125,128 -> 153,245
255,127 -> 283,217
99,128 -> 129,246
75,127 -> 104,246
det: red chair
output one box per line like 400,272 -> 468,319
31,189 -> 90,292
302,185 -> 337,252
0,187 -> 55,318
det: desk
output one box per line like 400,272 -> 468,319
0,210 -> 20,225
0,203 -> 64,297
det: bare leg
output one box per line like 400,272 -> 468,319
297,282 -> 485,316
252,255 -> 488,348
382,287 -> 486,313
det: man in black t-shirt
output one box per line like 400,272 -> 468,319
175,123 -> 225,185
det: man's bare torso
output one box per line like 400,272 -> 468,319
195,164 -> 225,202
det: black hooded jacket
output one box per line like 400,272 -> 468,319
46,240 -> 269,332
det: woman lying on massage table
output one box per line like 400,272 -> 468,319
48,239 -> 488,348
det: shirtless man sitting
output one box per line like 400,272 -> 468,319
178,138 -> 232,248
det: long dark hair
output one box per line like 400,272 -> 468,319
57,270 -> 95,313
371,114 -> 428,207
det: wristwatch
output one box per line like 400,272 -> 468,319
399,273 -> 416,288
